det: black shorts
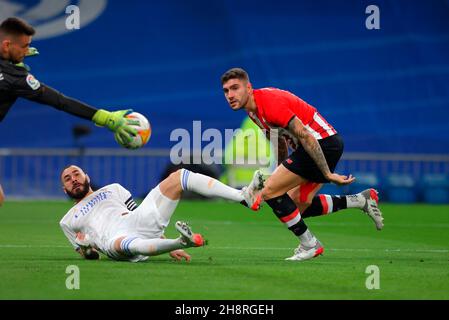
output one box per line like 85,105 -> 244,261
282,134 -> 344,183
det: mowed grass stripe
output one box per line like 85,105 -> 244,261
0,201 -> 448,299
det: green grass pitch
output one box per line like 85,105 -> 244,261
0,200 -> 448,300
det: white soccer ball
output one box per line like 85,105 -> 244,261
115,112 -> 151,149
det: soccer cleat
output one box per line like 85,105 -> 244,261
175,221 -> 205,247
285,240 -> 324,261
360,189 -> 384,231
241,170 -> 265,211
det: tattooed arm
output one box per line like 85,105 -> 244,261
288,117 -> 331,176
287,117 -> 354,185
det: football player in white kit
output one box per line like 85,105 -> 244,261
60,165 -> 262,262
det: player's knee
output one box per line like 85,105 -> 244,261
170,170 -> 183,191
160,169 -> 183,200
114,236 -> 126,253
170,169 -> 182,180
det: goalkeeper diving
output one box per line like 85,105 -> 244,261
0,17 -> 136,146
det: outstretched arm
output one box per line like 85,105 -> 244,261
287,117 -> 354,185
31,85 -> 137,145
11,74 -> 137,145
12,80 -> 98,120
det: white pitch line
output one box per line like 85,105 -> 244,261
0,245 -> 69,248
0,244 -> 447,253
211,247 -> 449,253
192,220 -> 449,228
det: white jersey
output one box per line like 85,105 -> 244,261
60,183 -> 138,257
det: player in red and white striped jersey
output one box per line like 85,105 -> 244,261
221,68 -> 383,261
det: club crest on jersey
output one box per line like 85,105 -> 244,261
76,190 -> 112,218
26,74 -> 41,90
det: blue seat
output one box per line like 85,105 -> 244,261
348,172 -> 380,195
420,174 -> 449,204
319,183 -> 350,196
384,174 -> 417,203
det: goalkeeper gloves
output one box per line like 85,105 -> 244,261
92,109 -> 138,145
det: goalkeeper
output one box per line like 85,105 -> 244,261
0,17 -> 136,145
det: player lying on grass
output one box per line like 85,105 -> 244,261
60,165 -> 261,262
0,17 -> 136,146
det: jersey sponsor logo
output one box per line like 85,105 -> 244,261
0,0 -> 107,41
0,73 -> 3,81
26,74 -> 41,90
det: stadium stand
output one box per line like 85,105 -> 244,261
0,1 -> 448,200
420,174 -> 449,204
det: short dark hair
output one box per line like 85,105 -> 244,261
0,17 -> 35,37
221,67 -> 250,85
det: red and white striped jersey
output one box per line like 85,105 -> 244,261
248,88 -> 337,150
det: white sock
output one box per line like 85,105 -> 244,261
346,194 -> 366,209
299,229 -> 317,247
121,237 -> 184,256
180,169 -> 244,202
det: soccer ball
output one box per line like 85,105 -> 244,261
115,112 -> 151,149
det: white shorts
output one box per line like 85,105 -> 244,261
104,185 -> 179,261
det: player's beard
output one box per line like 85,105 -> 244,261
66,180 -> 91,200
240,93 -> 251,110
8,56 -> 21,64
230,94 -> 249,111
8,52 -> 24,64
